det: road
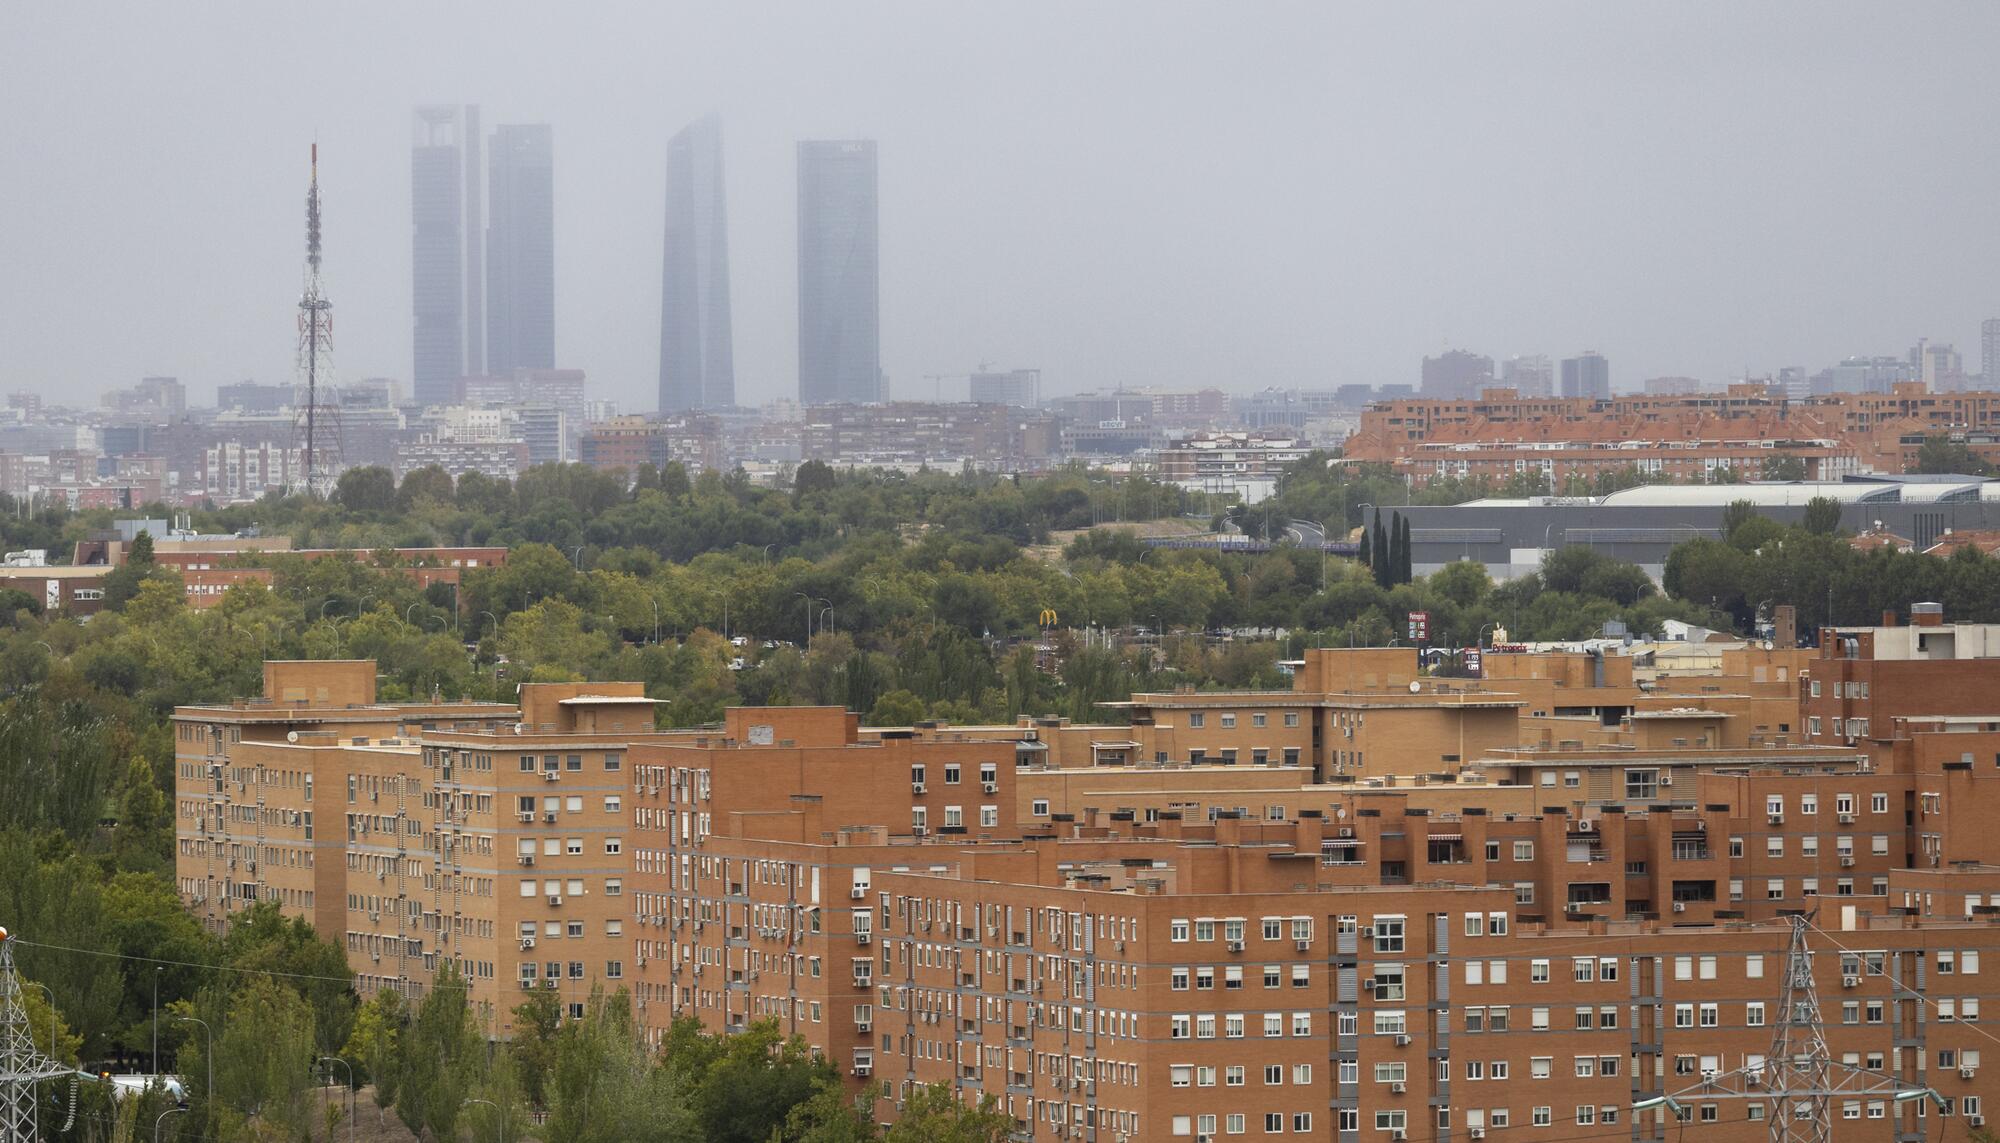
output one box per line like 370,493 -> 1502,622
1286,519 -> 1326,546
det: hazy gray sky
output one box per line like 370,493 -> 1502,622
4,3 -> 1997,412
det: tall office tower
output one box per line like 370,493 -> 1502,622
1419,349 -> 1494,399
1984,320 -> 2000,390
1500,354 -> 1553,398
411,106 -> 473,405
487,124 -> 556,376
658,114 -> 736,412
1560,350 -> 1611,400
797,140 -> 880,405
463,106 -> 485,378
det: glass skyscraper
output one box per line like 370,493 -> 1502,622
659,114 -> 735,412
411,106 -> 469,405
797,140 -> 880,405
486,123 -> 556,376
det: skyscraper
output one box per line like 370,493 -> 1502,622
1981,320 -> 2000,389
1560,351 -> 1611,400
797,140 -> 880,405
659,115 -> 735,413
486,124 -> 556,376
411,106 -> 473,405
1420,349 -> 1494,400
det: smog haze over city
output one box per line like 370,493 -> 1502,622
3,2 -> 1998,411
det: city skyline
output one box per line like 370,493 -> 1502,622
7,5 -> 2000,415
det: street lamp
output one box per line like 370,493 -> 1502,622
24,980 -> 56,1058
569,545 -> 585,570
151,966 -> 161,1078
817,599 -> 834,637
174,1015 -> 211,1122
320,600 -> 341,622
154,1107 -> 187,1143
405,603 -> 421,628
464,1097 -> 505,1143
316,1056 -> 355,1143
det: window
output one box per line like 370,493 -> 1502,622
1221,713 -> 1236,728
603,795 -> 622,813
604,836 -> 622,855
1872,793 -> 1889,813
1285,712 -> 1299,726
1170,1065 -> 1191,1087
1031,799 -> 1049,816
1625,768 -> 1659,800
1373,1111 -> 1405,1133
1187,713 -> 1204,728
1747,1002 -> 1765,1026
1252,713 -> 1267,727
1227,1065 -> 1245,1086
1513,840 -> 1534,861
1531,1057 -> 1552,1079
1373,916 -> 1405,953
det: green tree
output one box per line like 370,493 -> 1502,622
1913,434 -> 1990,475
885,1083 -> 1015,1142
395,465 -> 456,511
1721,498 -> 1759,541
694,1018 -> 836,1143
507,987 -> 562,1109
335,466 -> 397,512
393,960 -> 481,1141
1760,453 -> 1808,481
868,688 -> 927,727
211,976 -> 317,1138
1801,496 -> 1843,536
341,987 -> 404,1118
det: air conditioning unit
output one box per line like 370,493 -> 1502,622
543,810 -> 557,823
1391,1131 -> 1407,1141
518,978 -> 534,990
1672,902 -> 1687,913
1394,1034 -> 1411,1047
912,783 -> 926,794
1227,940 -> 1245,952
852,1065 -> 872,1077
1469,1130 -> 1486,1140
1971,1115 -> 1987,1127
1391,1081 -> 1407,1093
1768,812 -> 1783,824
1578,819 -> 1595,833
851,886 -> 867,899
856,1019 -> 872,1033
1658,776 -> 1673,787
1839,856 -> 1856,867
1838,812 -> 1856,824
543,772 -> 559,782
1338,826 -> 1354,838
548,895 -> 563,906
983,782 -> 998,794
856,932 -> 871,946
1963,1067 -> 1978,1080
852,976 -> 870,989
1701,1069 -> 1719,1082
1745,1071 -> 1761,1086
1843,975 -> 1862,988
517,811 -> 534,822
519,937 -> 535,949
1296,939 -> 1312,952
518,855 -> 534,866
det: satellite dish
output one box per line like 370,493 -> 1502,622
1763,640 -> 1775,651
286,730 -> 299,743
1409,680 -> 1422,693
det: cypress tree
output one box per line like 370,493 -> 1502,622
1395,513 -> 1413,585
1370,507 -> 1389,586
1356,519 -> 1372,573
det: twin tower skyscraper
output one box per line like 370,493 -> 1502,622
660,121 -> 882,412
411,107 -> 880,413
411,106 -> 554,406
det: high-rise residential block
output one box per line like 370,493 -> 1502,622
797,141 -> 880,405
967,368 -> 1041,408
659,115 -> 735,414
1420,349 -> 1494,400
487,124 -> 556,377
1560,350 -> 1611,400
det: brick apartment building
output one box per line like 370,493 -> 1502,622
177,647 -> 2000,1138
1343,382 -> 2000,483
